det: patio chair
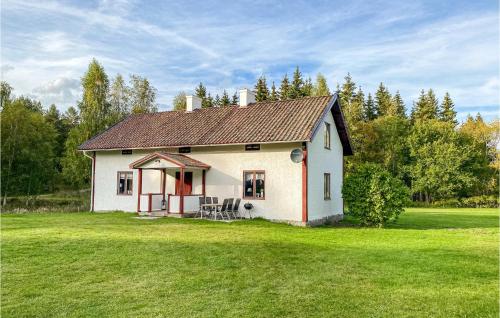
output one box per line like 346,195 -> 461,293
195,196 -> 205,218
215,199 -> 229,220
231,198 -> 241,219
204,196 -> 213,218
223,198 -> 234,220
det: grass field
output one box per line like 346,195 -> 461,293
2,208 -> 498,317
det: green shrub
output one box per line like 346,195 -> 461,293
431,196 -> 499,208
343,163 -> 410,227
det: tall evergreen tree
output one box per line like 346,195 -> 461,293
439,92 -> 457,126
279,74 -> 290,100
289,66 -> 304,99
63,106 -> 79,128
411,89 -> 439,122
221,90 -> 231,106
374,83 -> 392,117
254,76 -> 270,102
389,91 -> 406,118
231,91 -> 238,105
269,82 -> 278,101
195,82 -> 212,108
312,73 -> 330,96
363,93 -> 376,121
302,77 -> 313,97
339,73 -> 357,124
206,93 -> 214,107
45,104 -> 68,173
214,94 -> 221,107
349,87 -> 365,124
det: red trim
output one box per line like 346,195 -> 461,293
179,167 -> 184,214
202,170 -> 206,196
161,169 -> 166,201
302,150 -> 308,223
129,152 -> 211,169
91,151 -> 96,212
148,193 -> 152,213
137,168 -> 143,213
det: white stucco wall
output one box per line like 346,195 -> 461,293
306,110 -> 344,221
92,143 -> 304,221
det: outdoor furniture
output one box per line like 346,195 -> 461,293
212,199 -> 227,220
231,198 -> 241,219
202,203 -> 222,220
244,202 -> 254,219
224,198 -> 234,219
195,196 -> 205,218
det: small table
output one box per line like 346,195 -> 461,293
200,203 -> 222,220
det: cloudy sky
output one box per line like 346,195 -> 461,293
1,0 -> 499,121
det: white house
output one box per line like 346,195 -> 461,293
79,89 -> 353,226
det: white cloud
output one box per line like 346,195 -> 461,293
32,77 -> 80,107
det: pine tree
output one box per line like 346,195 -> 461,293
221,90 -> 231,106
411,89 -> 439,122
214,94 -> 221,107
349,87 -> 365,124
289,66 -> 304,99
389,91 -> 406,118
302,77 -> 313,97
363,93 -> 376,121
339,73 -> 356,109
195,82 -> 211,108
439,92 -> 457,126
312,73 -> 330,96
206,93 -> 214,108
254,76 -> 270,102
279,74 -> 290,100
231,91 -> 238,105
270,82 -> 278,101
374,82 -> 392,117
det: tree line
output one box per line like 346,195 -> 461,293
1,59 -> 158,203
1,61 -> 497,205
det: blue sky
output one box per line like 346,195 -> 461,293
1,0 -> 499,121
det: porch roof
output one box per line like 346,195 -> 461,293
129,152 -> 210,169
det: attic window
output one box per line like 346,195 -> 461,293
122,150 -> 133,155
245,144 -> 260,151
179,147 -> 191,153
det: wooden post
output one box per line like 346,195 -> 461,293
137,168 -> 143,213
148,193 -> 152,213
161,169 -> 166,201
179,167 -> 185,214
202,170 -> 206,197
302,150 -> 308,223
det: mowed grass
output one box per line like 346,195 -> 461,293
1,208 -> 498,317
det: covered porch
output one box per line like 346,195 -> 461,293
129,152 -> 210,216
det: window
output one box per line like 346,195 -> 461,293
122,149 -> 132,155
117,171 -> 133,195
179,147 -> 191,153
324,173 -> 331,200
245,144 -> 260,151
243,171 -> 265,199
324,122 -> 331,149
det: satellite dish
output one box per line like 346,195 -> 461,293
290,148 -> 304,163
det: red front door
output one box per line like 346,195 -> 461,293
175,171 -> 193,195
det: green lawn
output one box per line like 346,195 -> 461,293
2,208 -> 498,317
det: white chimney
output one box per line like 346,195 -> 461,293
239,88 -> 256,107
186,95 -> 202,112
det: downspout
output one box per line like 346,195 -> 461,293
83,151 -> 96,212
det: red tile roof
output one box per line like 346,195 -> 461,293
79,95 -> 353,155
